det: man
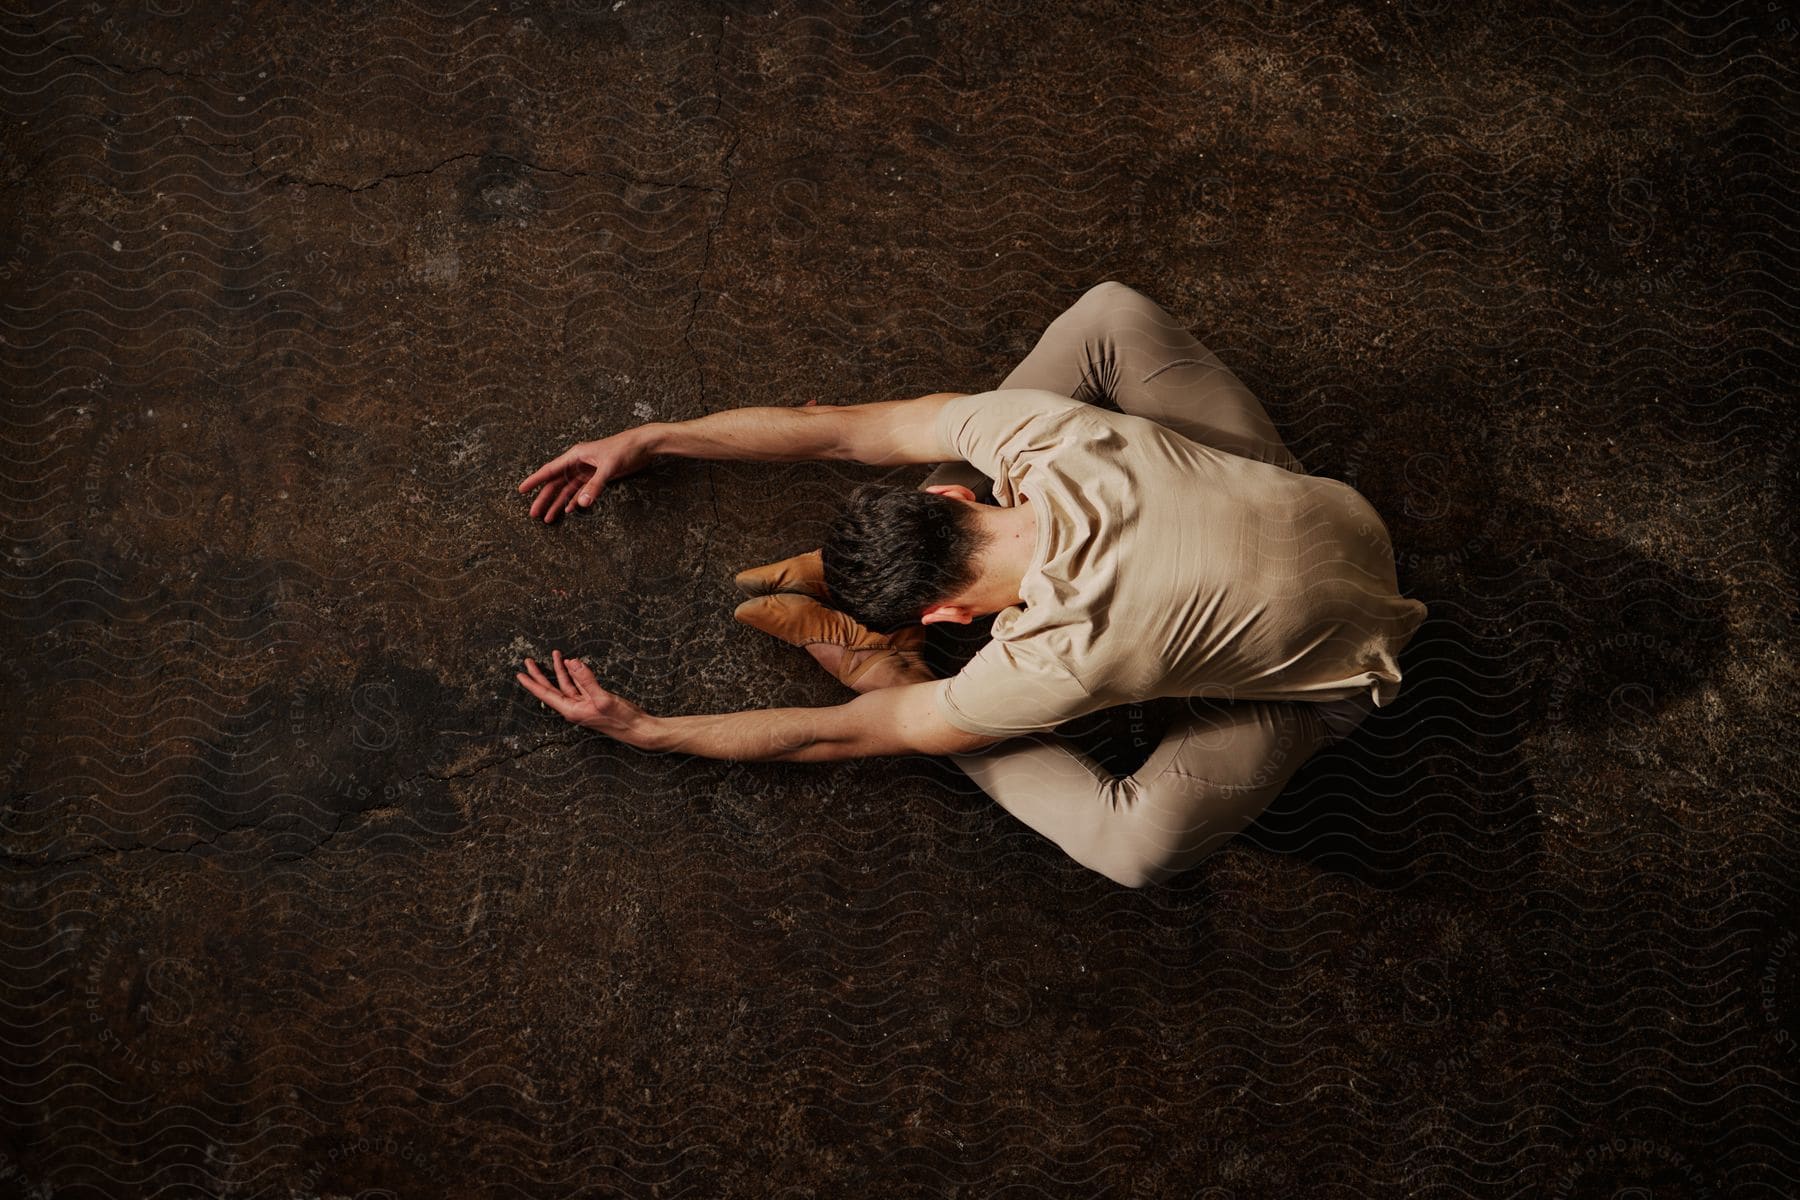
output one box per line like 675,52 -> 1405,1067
515,281 -> 1428,887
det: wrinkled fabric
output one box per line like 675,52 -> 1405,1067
933,387 -> 1428,739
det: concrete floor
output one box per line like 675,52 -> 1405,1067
2,1 -> 1797,1196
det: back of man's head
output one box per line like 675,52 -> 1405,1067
821,484 -> 986,632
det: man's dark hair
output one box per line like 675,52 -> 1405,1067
821,484 -> 990,632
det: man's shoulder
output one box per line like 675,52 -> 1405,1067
944,387 -> 1091,430
937,625 -> 1101,738
970,390 -> 1147,453
938,390 -> 1109,479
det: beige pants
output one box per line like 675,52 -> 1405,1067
921,281 -> 1372,888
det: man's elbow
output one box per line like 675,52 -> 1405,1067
914,726 -> 1004,757
834,411 -> 895,467
843,681 -> 1004,758
859,726 -> 996,759
795,405 -> 856,461
1100,861 -> 1168,890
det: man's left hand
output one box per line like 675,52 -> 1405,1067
516,650 -> 655,745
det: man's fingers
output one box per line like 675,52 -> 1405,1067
519,449 -> 577,494
516,671 -> 573,716
567,658 -> 605,702
545,476 -> 583,522
551,649 -> 575,696
528,471 -> 567,520
558,474 -> 586,514
521,448 -> 609,519
534,473 -> 579,522
522,658 -> 561,705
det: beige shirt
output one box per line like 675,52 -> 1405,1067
932,389 -> 1429,738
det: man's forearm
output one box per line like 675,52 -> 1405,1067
641,405 -> 848,463
634,704 -> 880,762
569,679 -> 989,761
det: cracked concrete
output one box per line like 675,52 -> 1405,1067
2,2 -> 1797,1198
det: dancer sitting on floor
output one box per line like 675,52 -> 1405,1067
514,281 -> 1427,888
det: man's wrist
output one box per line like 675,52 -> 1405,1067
634,421 -> 675,456
621,713 -> 674,753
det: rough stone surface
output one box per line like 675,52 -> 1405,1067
2,2 -> 1796,1197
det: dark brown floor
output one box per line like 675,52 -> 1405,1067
3,1 -> 1797,1196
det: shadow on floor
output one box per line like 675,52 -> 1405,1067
919,454 -> 1733,898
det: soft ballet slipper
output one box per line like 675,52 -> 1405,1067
733,593 -> 926,688
731,548 -> 829,600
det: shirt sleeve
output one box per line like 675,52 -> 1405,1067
934,388 -> 1092,479
933,635 -> 1099,739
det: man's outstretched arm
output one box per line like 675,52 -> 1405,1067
515,650 -> 999,759
517,392 -> 968,522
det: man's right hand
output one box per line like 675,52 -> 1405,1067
517,427 -> 660,523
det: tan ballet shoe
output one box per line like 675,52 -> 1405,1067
733,593 -> 927,689
731,548 -> 829,600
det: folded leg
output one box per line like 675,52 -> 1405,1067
947,698 -> 1331,888
924,279 -> 1302,498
